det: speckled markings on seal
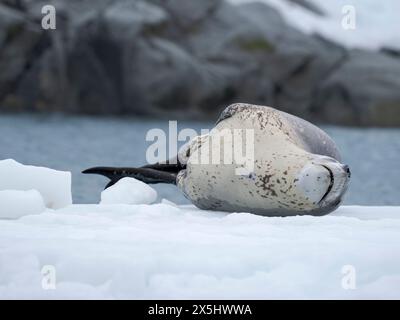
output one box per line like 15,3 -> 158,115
176,104 -> 350,216
83,103 -> 351,217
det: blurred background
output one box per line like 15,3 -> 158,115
0,0 -> 399,205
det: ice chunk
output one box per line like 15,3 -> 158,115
0,190 -> 45,219
100,177 -> 157,205
0,159 -> 72,209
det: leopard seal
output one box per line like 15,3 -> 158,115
83,104 -> 350,216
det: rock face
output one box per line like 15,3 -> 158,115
0,0 -> 399,125
314,50 -> 400,126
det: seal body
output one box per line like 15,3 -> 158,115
84,103 -> 350,216
176,104 -> 350,216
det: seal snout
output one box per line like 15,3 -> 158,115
296,159 -> 350,210
315,161 -> 351,208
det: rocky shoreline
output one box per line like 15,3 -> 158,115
1,0 -> 399,125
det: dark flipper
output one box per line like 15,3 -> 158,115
82,164 -> 182,189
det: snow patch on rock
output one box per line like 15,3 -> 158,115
231,0 -> 400,50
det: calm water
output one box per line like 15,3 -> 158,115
0,114 -> 399,205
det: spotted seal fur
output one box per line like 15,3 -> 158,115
83,104 -> 350,216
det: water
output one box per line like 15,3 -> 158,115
0,114 -> 399,205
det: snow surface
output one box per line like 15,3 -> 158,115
0,159 -> 72,209
0,203 -> 399,299
100,178 -> 157,205
230,0 -> 400,50
0,190 -> 45,219
0,160 -> 398,299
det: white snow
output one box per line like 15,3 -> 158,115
161,198 -> 178,207
0,203 -> 399,299
0,160 -> 398,299
230,0 -> 400,50
0,159 -> 72,209
100,177 -> 157,205
0,190 -> 45,219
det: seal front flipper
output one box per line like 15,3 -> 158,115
82,165 -> 180,189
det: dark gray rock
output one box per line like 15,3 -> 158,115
179,1 -> 346,118
64,0 -> 171,114
0,0 -> 399,126
0,3 -> 48,110
149,0 -> 221,30
314,50 -> 400,126
287,0 -> 325,16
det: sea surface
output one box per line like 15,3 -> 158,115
0,114 -> 399,206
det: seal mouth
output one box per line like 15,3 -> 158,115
319,165 -> 334,204
317,162 -> 350,208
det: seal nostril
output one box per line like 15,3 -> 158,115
343,165 -> 351,178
